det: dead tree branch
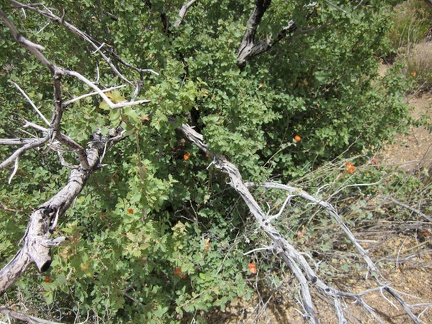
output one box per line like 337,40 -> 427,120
181,123 -> 425,323
237,0 -> 299,68
0,306 -> 61,323
9,0 -> 159,80
0,7 -> 135,295
0,128 -> 124,295
174,0 -> 198,27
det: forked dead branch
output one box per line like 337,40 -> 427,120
181,123 -> 427,323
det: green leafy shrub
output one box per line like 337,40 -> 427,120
0,0 -> 415,322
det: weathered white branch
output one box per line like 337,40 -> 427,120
0,136 -> 50,169
8,156 -> 19,184
0,9 -> 52,70
378,195 -> 432,222
0,129 -> 119,295
0,306 -> 61,324
23,120 -> 49,133
10,81 -> 50,126
0,138 -> 40,145
63,85 -> 126,107
10,0 -> 159,80
174,0 -> 198,27
181,123 -> 425,323
66,70 -> 150,109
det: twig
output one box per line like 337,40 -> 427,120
66,70 -> 150,109
378,195 -> 432,222
0,136 -> 49,169
23,120 -> 49,133
63,85 -> 126,107
10,81 -> 50,126
8,156 -> 19,184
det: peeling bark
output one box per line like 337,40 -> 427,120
0,130 -> 123,295
237,0 -> 298,68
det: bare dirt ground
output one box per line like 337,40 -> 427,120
211,75 -> 432,323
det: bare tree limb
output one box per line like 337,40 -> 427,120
10,81 -> 50,126
236,0 -> 302,68
0,129 -> 121,295
0,305 -> 62,323
377,195 -> 432,222
174,0 -> 198,27
9,0 -> 159,80
0,138 -> 42,145
181,123 -> 425,323
0,136 -> 50,169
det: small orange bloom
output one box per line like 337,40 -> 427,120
347,165 -> 355,174
412,71 -> 417,77
174,267 -> 182,276
345,161 -> 352,167
183,153 -> 190,161
294,135 -> 301,142
248,262 -> 257,274
44,276 -> 52,283
174,267 -> 187,278
127,208 -> 134,214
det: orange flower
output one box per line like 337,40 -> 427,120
345,161 -> 352,167
294,135 -> 301,142
183,153 -> 190,161
127,208 -> 134,214
347,165 -> 355,174
44,276 -> 52,283
174,267 -> 187,278
174,267 -> 182,276
412,71 -> 417,77
248,262 -> 257,274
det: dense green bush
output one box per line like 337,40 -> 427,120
0,0 -> 412,322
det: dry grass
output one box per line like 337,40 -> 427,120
407,42 -> 432,91
388,0 -> 432,56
